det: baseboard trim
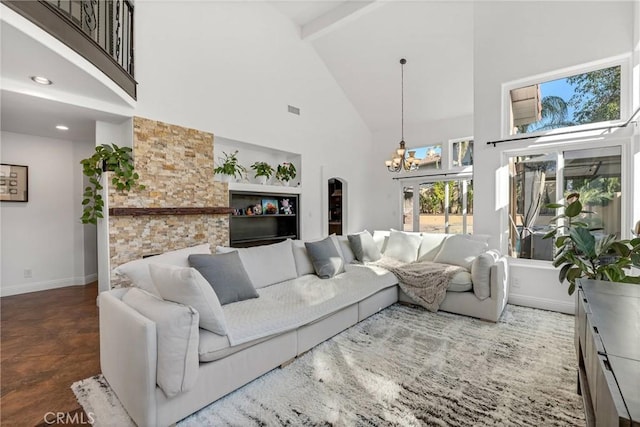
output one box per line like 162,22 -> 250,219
1,274 -> 98,297
508,293 -> 575,314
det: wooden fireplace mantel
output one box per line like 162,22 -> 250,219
108,207 -> 235,216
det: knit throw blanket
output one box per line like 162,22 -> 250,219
370,256 -> 466,312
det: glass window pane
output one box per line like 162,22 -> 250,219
452,140 -> 473,167
508,154 -> 557,260
403,186 -> 414,232
412,145 -> 442,170
563,147 -> 621,237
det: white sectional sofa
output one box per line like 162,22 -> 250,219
100,231 -> 509,426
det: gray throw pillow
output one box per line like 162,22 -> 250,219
188,252 -> 258,305
305,236 -> 345,279
348,230 -> 382,263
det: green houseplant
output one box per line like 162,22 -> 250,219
250,161 -> 274,184
275,162 -> 296,186
213,150 -> 246,182
543,193 -> 640,295
80,144 -> 144,225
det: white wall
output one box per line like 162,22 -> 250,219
367,114 -> 474,230
472,1 -> 636,311
0,131 -> 97,296
133,1 -> 373,240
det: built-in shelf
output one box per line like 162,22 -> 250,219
109,207 -> 234,216
227,182 -> 302,195
232,214 -> 296,218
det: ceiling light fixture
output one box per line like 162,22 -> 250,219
56,125 -> 69,131
31,76 -> 52,85
385,58 -> 420,173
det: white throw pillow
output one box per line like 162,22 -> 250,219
471,249 -> 501,300
433,235 -> 488,270
372,230 -> 390,252
149,264 -> 227,335
384,230 -> 422,263
122,288 -> 199,398
417,233 -> 449,261
113,243 -> 211,297
235,240 -> 298,288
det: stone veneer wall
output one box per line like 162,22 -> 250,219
109,116 -> 228,284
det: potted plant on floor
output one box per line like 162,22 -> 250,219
275,162 -> 296,186
250,161 -> 274,185
213,150 -> 246,183
80,144 -> 145,225
543,193 -> 640,295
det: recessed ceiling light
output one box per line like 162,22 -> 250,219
56,125 -> 69,131
31,76 -> 52,85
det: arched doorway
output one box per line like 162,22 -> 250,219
328,178 -> 344,235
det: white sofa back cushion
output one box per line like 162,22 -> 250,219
149,263 -> 228,335
122,288 -> 199,398
372,230 -> 390,252
417,233 -> 449,261
335,235 -> 356,264
218,240 -> 297,289
292,240 -> 315,276
113,244 -> 211,297
385,230 -> 422,263
433,235 -> 488,270
471,249 -> 501,300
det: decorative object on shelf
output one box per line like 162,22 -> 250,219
262,199 -> 278,215
213,150 -> 246,183
80,144 -> 144,225
0,164 -> 28,202
543,192 -> 640,295
385,58 -> 420,173
281,199 -> 294,215
275,162 -> 297,186
252,203 -> 263,215
250,161 -> 274,185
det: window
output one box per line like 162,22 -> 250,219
508,147 -> 622,260
451,138 -> 473,168
509,65 -> 622,135
403,178 -> 473,234
411,144 -> 442,170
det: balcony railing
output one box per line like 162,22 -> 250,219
3,0 -> 137,99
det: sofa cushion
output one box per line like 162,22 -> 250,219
335,235 -> 356,265
149,263 -> 227,335
417,233 -> 449,261
122,288 -> 199,398
348,230 -> 382,263
384,230 -> 422,263
433,235 -> 488,270
448,270 -> 473,292
292,240 -> 315,276
372,230 -> 390,252
471,249 -> 501,300
225,240 -> 298,289
305,236 -> 345,279
188,252 -> 258,305
113,243 -> 211,297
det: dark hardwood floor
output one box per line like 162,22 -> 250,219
1,283 -> 100,426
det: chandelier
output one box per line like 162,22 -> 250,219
385,58 -> 420,172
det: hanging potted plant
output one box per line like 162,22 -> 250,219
250,161 -> 274,185
543,193 -> 640,295
213,150 -> 246,183
275,162 -> 297,186
80,144 -> 144,225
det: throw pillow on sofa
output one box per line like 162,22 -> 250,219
433,235 -> 488,270
305,236 -> 345,279
113,243 -> 211,297
348,230 -> 382,263
188,252 -> 259,305
417,233 -> 448,261
149,263 -> 228,335
384,229 -> 422,263
122,288 -> 199,398
216,240 -> 298,289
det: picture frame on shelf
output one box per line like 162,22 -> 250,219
0,164 -> 28,202
262,199 -> 278,215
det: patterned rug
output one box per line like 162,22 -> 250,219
72,304 -> 585,426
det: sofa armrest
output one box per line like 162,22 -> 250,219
490,256 -> 510,314
99,291 -> 158,427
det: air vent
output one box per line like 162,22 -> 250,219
288,105 -> 300,115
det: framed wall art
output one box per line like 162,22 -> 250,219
0,164 -> 28,202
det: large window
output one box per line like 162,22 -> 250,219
403,178 -> 473,234
508,147 -> 622,261
509,65 -> 622,136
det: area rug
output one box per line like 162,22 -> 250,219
72,304 -> 585,426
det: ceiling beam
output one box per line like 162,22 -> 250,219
302,1 -> 384,41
